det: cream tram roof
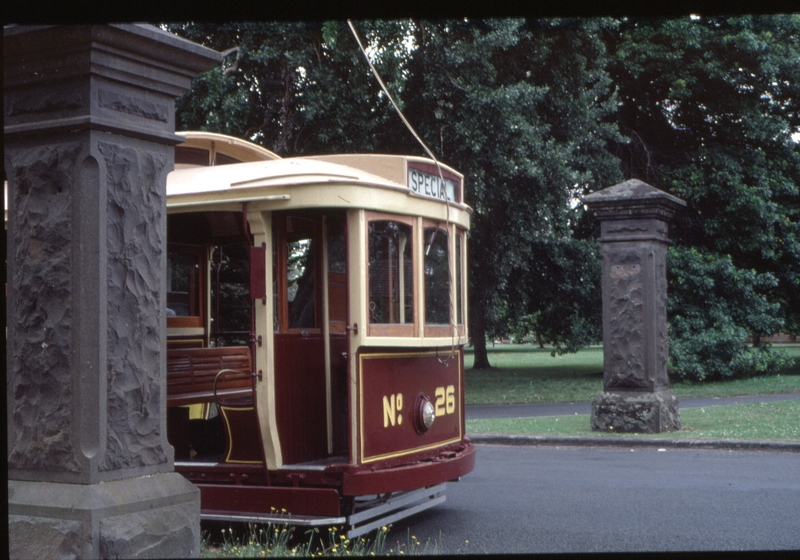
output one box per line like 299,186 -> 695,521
168,132 -> 471,227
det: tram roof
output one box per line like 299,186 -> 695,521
169,157 -> 398,195
167,153 -> 471,220
175,131 -> 281,167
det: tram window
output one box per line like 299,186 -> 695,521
287,237 -> 316,329
424,225 -> 450,325
328,226 -> 346,275
167,246 -> 202,325
210,243 -> 251,347
368,219 -> 413,327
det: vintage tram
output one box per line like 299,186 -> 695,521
165,131 -> 475,536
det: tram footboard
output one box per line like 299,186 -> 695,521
194,482 -> 447,540
346,483 -> 447,539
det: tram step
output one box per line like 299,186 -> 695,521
346,483 -> 447,539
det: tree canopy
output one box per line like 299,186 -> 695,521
166,14 -> 800,380
607,14 -> 800,379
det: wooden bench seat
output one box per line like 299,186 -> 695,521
167,346 -> 253,407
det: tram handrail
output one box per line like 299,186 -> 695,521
213,368 -> 255,411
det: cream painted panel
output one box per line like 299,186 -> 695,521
169,184 -> 470,230
247,210 -> 283,470
347,209 -> 366,463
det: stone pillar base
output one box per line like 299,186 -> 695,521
591,390 -> 680,433
8,472 -> 200,559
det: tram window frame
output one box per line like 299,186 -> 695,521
209,241 -> 252,347
366,212 -> 417,337
275,214 -> 323,334
423,220 -> 452,338
326,216 -> 348,335
456,228 -> 466,327
166,243 -> 204,329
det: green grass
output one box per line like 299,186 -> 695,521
466,399 -> 800,441
465,344 -> 800,405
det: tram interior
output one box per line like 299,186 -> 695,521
165,209 -> 349,467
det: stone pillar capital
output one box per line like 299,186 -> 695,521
583,180 -> 686,244
4,24 -> 221,143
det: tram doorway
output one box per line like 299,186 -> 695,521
273,211 -> 349,465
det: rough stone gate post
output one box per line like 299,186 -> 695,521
583,179 -> 686,433
5,25 -> 220,558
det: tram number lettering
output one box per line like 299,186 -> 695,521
434,385 -> 456,417
382,386 -> 455,428
383,393 -> 403,427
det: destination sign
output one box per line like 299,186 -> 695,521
408,167 -> 459,203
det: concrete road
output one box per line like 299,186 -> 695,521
384,444 -> 800,554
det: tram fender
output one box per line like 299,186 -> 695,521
342,444 -> 476,496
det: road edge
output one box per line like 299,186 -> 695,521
467,433 -> 800,452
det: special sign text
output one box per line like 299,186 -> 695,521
408,167 -> 458,203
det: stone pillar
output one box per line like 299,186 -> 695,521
5,25 -> 220,558
583,180 -> 686,433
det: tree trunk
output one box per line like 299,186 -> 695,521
470,303 -> 493,369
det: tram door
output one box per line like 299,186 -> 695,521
274,212 -> 348,464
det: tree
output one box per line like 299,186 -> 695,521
166,21 -> 411,156
606,14 -> 800,380
402,18 -> 622,367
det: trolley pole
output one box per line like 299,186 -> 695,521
583,180 -> 686,433
5,25 -> 219,558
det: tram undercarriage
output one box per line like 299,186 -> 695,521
174,441 -> 474,537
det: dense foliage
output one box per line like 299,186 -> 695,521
607,15 -> 800,379
166,15 -> 800,380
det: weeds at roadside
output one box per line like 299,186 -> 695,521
201,522 -> 441,557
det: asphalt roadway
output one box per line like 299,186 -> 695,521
378,393 -> 800,554
386,445 -> 800,554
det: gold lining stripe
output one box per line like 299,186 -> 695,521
220,406 -> 264,465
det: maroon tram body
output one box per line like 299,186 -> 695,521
165,132 -> 474,536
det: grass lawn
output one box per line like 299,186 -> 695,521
466,399 -> 800,440
465,343 -> 800,405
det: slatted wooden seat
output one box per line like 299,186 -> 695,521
167,346 -> 253,407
